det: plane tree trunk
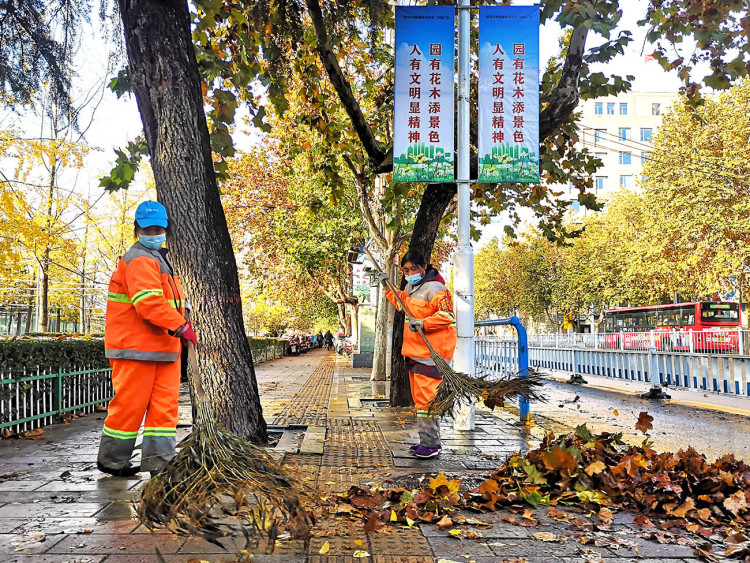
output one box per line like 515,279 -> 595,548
118,0 -> 266,442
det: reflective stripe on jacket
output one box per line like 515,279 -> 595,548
104,242 -> 187,362
385,267 -> 457,361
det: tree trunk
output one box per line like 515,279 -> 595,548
118,0 -> 267,442
390,183 -> 456,407
41,254 -> 49,332
25,300 -> 32,333
371,245 -> 397,381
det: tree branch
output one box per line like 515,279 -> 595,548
342,154 -> 388,249
539,26 -> 589,140
306,0 -> 387,169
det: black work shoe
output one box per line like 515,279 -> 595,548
97,460 -> 141,477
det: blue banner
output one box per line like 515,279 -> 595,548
393,6 -> 454,183
478,6 -> 540,183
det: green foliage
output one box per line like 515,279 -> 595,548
0,338 -> 107,377
99,138 -> 149,192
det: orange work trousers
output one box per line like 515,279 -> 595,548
410,371 -> 442,448
98,357 -> 181,472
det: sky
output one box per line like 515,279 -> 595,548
4,0 -> 694,251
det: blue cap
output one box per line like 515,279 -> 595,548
135,200 -> 168,228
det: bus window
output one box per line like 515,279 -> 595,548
646,314 -> 656,329
700,302 -> 740,323
669,312 -> 680,326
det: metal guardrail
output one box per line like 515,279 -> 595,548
0,366 -> 114,434
0,344 -> 287,435
475,317 -> 530,423
527,345 -> 750,398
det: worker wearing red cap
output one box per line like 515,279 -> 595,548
97,200 -> 197,476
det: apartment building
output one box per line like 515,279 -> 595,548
568,91 -> 679,212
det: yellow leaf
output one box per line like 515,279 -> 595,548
406,517 -> 415,527
354,539 -> 363,547
429,472 -> 449,490
584,460 -> 607,476
613,409 -> 619,416
390,510 -> 398,522
319,541 -> 330,555
353,550 -> 370,558
448,528 -> 462,537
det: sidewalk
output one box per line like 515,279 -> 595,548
0,350 -> 719,562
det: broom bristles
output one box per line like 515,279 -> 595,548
427,362 -> 545,417
138,398 -> 310,544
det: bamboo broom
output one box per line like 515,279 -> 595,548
360,245 -> 544,417
138,342 -> 310,545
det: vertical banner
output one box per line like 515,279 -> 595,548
478,6 -> 540,183
393,6 -> 454,183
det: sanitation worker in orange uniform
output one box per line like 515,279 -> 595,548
381,249 -> 456,459
97,201 -> 197,477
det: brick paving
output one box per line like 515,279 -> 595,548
0,349 -> 709,562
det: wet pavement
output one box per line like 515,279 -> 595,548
1,349 -> 746,561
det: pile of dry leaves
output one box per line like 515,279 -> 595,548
324,412 -> 750,560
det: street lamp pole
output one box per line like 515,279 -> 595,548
452,0 -> 475,431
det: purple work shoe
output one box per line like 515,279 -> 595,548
412,445 -> 441,459
409,443 -> 419,452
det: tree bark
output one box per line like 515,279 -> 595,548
118,0 -> 267,442
390,182 -> 456,407
371,245 -> 397,381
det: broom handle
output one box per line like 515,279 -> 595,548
186,341 -> 208,400
360,246 -> 444,360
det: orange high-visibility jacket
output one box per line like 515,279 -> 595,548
385,267 -> 457,361
105,242 -> 187,362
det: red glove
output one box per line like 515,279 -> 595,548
176,321 -> 197,348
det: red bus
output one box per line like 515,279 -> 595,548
603,301 -> 741,352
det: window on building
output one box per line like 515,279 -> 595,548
619,175 -> 632,189
640,128 -> 653,142
572,200 -> 581,212
619,102 -> 628,115
652,103 -> 661,115
619,151 -> 632,165
641,151 -> 648,164
595,176 -> 606,190
595,102 -> 603,115
594,129 -> 606,145
595,152 -> 606,163
618,127 -> 630,141
607,102 -> 615,115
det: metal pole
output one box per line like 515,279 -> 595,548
513,317 -> 530,423
453,0 -> 475,431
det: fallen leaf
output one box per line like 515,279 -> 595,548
613,409 -> 619,416
533,531 -> 562,542
353,550 -> 370,558
448,528 -> 461,537
584,460 -> 607,476
319,541 -> 330,555
635,412 -> 654,434
436,516 -> 453,530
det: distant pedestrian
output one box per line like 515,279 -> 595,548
380,249 -> 456,459
98,201 -> 197,477
324,330 -> 334,350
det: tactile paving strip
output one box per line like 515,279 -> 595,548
322,418 -> 393,469
271,355 -> 334,426
368,528 -> 433,556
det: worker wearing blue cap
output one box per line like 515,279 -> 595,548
98,200 -> 197,476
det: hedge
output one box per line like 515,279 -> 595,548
0,335 -> 287,378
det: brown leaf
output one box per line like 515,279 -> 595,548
723,490 -> 747,516
363,514 -> 380,534
633,515 -> 655,528
672,498 -> 695,518
435,516 -> 453,530
584,460 -> 607,476
542,445 -> 577,476
635,412 -> 654,434
598,507 -> 613,523
478,479 -> 499,495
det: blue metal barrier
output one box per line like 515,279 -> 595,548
475,316 -> 530,424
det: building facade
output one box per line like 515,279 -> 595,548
568,91 -> 678,212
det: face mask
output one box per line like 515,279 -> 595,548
405,272 -> 423,285
139,234 -> 166,249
